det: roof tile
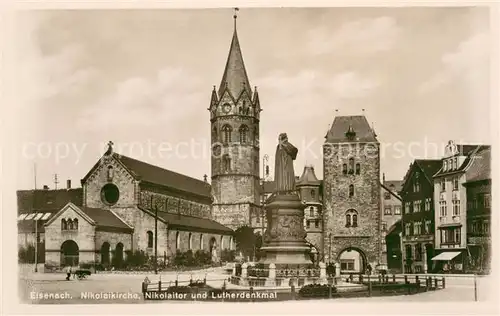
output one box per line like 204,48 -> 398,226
325,115 -> 377,143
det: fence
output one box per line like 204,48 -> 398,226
141,273 -> 447,301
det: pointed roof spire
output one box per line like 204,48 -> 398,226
296,165 -> 321,187
218,8 -> 251,99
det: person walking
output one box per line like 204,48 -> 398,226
366,263 -> 372,276
65,265 -> 71,281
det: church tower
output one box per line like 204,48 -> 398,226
209,12 -> 261,230
322,115 -> 382,271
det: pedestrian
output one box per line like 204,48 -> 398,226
65,265 -> 71,281
366,263 -> 372,276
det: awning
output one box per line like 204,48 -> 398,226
17,212 -> 52,221
438,223 -> 462,229
431,251 -> 462,261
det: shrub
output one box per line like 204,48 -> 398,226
221,249 -> 236,262
298,284 -> 336,298
166,286 -> 192,294
189,280 -> 207,288
124,250 -> 149,268
173,250 -> 212,267
79,263 -> 93,270
194,250 -> 211,266
248,263 -> 269,277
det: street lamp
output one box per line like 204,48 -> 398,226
34,217 -> 38,272
154,204 -> 158,275
261,154 -> 270,234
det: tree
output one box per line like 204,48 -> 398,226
254,232 -> 266,261
234,226 -> 256,260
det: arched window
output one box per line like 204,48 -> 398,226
309,207 -> 314,217
107,166 -> 114,181
73,218 -> 78,230
147,231 -> 153,248
355,163 -> 360,175
349,158 -> 355,174
175,232 -> 180,250
200,234 -> 204,250
61,219 -> 67,230
188,233 -> 193,250
345,209 -> 358,228
342,164 -> 348,175
311,189 -> 315,199
222,125 -> 232,143
67,219 -> 73,230
349,184 -> 354,197
345,214 -> 351,227
212,126 -> 218,142
239,125 -> 249,143
223,154 -> 231,172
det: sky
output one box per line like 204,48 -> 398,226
9,7 -> 492,190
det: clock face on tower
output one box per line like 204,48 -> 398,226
222,103 -> 231,114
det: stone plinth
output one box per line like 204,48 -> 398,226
260,193 -> 311,265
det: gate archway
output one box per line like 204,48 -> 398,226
101,242 -> 110,266
112,242 -> 124,268
61,240 -> 79,266
337,247 -> 368,273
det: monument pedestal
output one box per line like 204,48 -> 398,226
260,193 -> 312,265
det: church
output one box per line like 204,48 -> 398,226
18,13 -> 387,272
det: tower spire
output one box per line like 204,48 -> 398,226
218,8 -> 251,99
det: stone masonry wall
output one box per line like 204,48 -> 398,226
167,230 -> 234,260
212,203 -> 251,230
45,205 -> 97,266
94,231 -> 133,263
323,142 -> 382,266
111,207 -> 169,256
139,190 -> 211,219
84,155 -> 137,208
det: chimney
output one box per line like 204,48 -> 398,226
203,174 -> 208,183
383,173 -> 386,183
67,179 -> 71,189
43,185 -> 49,190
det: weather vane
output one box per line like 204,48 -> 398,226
233,8 -> 239,29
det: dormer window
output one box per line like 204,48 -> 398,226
345,125 -> 356,140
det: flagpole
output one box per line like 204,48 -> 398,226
34,162 -> 38,272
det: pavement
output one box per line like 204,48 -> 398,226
18,267 -> 495,304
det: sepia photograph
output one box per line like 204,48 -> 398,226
1,2 -> 498,314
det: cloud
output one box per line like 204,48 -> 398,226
257,70 -> 379,115
307,16 -> 401,56
419,32 -> 489,93
16,31 -> 97,107
76,68 -> 205,130
254,69 -> 379,167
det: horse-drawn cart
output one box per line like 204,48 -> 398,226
74,269 -> 91,280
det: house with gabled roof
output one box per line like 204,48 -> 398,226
399,158 -> 442,273
431,141 -> 490,273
